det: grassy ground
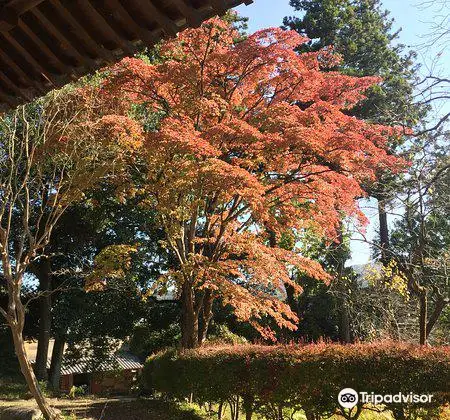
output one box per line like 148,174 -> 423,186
1,384 -> 447,420
195,402 -> 449,420
60,398 -> 207,420
0,377 -> 29,401
0,397 -> 207,420
1,397 -> 448,420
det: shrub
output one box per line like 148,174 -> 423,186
0,377 -> 29,400
143,342 -> 449,419
204,324 -> 248,346
130,323 -> 180,359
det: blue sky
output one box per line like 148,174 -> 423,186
236,0 -> 447,54
234,0 -> 449,266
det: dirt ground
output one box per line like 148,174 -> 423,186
0,397 -> 206,420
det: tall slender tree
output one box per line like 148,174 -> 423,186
389,136 -> 449,344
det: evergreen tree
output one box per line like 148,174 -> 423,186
284,0 -> 426,262
284,0 -> 422,126
282,1 -> 431,342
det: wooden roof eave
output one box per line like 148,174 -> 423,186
0,0 -> 253,112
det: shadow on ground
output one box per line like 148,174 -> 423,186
58,399 -> 206,420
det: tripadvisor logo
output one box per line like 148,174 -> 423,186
338,388 -> 433,409
338,388 -> 359,409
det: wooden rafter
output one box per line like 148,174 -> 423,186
171,0 -> 202,27
0,0 -> 254,111
30,7 -> 97,70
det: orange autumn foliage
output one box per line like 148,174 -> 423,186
98,19 -> 406,339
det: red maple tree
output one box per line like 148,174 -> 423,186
99,18 -> 405,348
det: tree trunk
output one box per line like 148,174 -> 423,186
336,230 -> 351,343
10,322 -> 59,419
277,404 -> 283,420
285,283 -> 299,316
1,265 -> 58,419
49,332 -> 66,391
339,302 -> 351,343
426,294 -> 447,340
198,290 -> 214,345
181,282 -> 199,349
245,408 -> 253,420
243,395 -> 254,420
392,407 -> 406,420
218,401 -> 224,420
266,226 -> 301,341
419,288 -> 428,345
305,411 -> 319,420
378,198 -> 390,264
33,258 -> 52,381
228,398 -> 236,420
235,396 -> 240,420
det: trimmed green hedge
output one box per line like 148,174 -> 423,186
143,343 -> 449,419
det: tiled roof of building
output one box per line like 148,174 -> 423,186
25,340 -> 143,375
60,353 -> 143,375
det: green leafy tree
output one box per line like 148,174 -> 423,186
284,0 -> 421,123
284,0 -> 425,261
40,185 -> 169,390
389,137 -> 449,344
0,86 -> 141,419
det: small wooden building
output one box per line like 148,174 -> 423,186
58,353 -> 143,394
25,340 -> 143,395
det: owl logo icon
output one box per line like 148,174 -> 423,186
338,388 -> 359,409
